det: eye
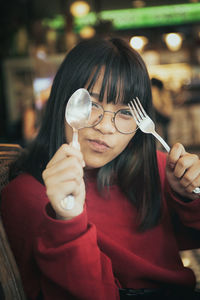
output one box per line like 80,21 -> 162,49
118,109 -> 132,119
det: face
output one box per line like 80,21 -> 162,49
65,72 -> 137,169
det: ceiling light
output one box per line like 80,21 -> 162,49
79,26 -> 96,39
36,47 -> 47,60
181,257 -> 191,267
70,1 -> 90,17
132,0 -> 146,8
130,36 -> 148,51
164,33 -> 183,51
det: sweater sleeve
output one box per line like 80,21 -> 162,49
165,178 -> 200,229
1,174 -> 120,300
34,204 -> 120,300
164,178 -> 200,250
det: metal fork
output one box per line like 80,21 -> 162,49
128,97 -> 170,152
128,97 -> 200,194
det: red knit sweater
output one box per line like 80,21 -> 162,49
1,151 -> 200,300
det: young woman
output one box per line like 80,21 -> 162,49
1,38 -> 200,300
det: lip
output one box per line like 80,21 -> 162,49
88,139 -> 110,152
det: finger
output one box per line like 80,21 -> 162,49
185,173 -> 200,193
180,160 -> 200,187
43,157 -> 84,186
46,179 -> 85,218
46,180 -> 76,199
167,143 -> 186,169
44,156 -> 84,179
45,165 -> 83,187
46,180 -> 79,205
46,144 -> 85,168
173,154 -> 199,179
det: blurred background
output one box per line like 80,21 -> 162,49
0,0 -> 200,149
0,0 -> 200,287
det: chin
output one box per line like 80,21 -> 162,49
84,157 -> 109,169
85,162 -> 104,169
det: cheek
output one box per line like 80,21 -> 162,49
114,137 -> 132,156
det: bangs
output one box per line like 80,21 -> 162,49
85,51 -> 150,108
86,59 -> 132,106
67,38 -> 151,112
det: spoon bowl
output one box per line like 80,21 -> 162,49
65,88 -> 92,131
65,88 -> 91,149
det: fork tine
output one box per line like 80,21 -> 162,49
128,101 -> 140,123
133,98 -> 144,120
128,102 -> 138,123
130,97 -> 171,153
135,97 -> 147,117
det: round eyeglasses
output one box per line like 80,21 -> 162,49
85,102 -> 137,134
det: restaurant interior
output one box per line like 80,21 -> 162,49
1,0 -> 200,149
0,0 -> 200,291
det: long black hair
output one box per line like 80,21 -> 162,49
10,37 -> 162,231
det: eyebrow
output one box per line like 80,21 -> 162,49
89,92 -> 129,109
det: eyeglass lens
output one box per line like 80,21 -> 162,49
86,102 -> 137,134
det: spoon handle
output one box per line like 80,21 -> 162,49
72,129 -> 80,149
61,129 -> 80,210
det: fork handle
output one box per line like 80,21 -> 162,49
152,131 -> 170,153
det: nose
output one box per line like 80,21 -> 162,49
94,111 -> 116,134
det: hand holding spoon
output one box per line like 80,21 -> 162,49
60,88 -> 91,210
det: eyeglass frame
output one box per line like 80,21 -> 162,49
85,101 -> 138,135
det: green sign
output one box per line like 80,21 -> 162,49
74,3 -> 200,32
42,15 -> 66,29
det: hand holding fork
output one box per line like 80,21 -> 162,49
128,97 -> 200,194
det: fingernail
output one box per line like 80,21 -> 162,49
82,160 -> 85,167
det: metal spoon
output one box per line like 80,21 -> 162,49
61,88 -> 92,210
65,88 -> 92,149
